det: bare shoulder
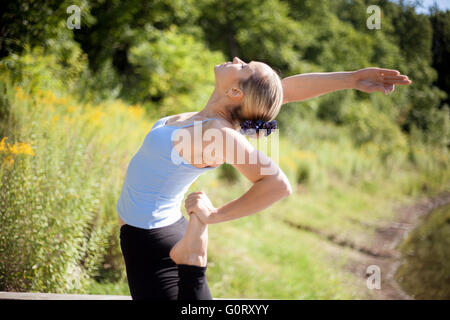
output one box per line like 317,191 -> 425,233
201,118 -> 280,181
166,112 -> 197,124
203,118 -> 244,143
203,118 -> 257,161
204,117 -> 235,131
211,121 -> 280,182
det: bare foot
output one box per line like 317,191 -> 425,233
170,214 -> 208,267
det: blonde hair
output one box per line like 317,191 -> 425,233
229,67 -> 283,132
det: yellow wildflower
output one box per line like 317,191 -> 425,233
19,142 -> 35,156
129,105 -> 144,119
15,87 -> 28,100
67,106 -> 77,113
50,115 -> 60,125
295,150 -> 317,160
2,155 -> 14,167
7,141 -> 35,156
209,179 -> 219,188
0,137 -> 8,152
56,97 -> 68,105
45,91 -> 56,103
282,157 -> 297,171
87,109 -> 105,125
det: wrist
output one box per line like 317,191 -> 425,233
208,207 -> 221,224
346,71 -> 357,90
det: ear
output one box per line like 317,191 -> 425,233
225,87 -> 244,102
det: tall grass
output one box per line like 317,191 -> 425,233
0,81 -> 153,293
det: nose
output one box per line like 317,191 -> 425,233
233,57 -> 243,64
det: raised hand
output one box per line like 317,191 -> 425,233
352,67 -> 412,94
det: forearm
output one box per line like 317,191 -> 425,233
281,71 -> 355,104
210,174 -> 291,224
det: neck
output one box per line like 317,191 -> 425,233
196,88 -> 238,124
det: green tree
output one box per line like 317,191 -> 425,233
0,0 -> 91,58
196,0 -> 308,75
429,9 -> 450,107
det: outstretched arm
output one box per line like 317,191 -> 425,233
281,68 -> 412,104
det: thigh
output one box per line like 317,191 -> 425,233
119,217 -> 188,300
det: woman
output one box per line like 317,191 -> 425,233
117,57 -> 411,300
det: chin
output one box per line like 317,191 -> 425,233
213,65 -> 222,76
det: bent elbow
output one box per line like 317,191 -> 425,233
278,178 -> 292,198
284,180 -> 293,197
272,169 -> 292,198
261,167 -> 292,198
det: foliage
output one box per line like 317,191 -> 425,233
0,83 -> 152,292
342,101 -> 408,162
429,10 -> 450,106
0,1 -> 87,58
126,25 -> 224,113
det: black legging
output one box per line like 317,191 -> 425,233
119,215 -> 212,300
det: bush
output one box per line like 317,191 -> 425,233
0,24 -> 88,95
126,25 -> 224,114
0,82 -> 154,293
218,163 -> 241,184
342,101 -> 408,163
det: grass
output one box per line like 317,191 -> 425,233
87,277 -> 130,296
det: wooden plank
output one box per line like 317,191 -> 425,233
0,291 -> 254,300
0,291 -> 131,300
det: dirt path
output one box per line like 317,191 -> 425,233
283,189 -> 450,299
344,190 -> 450,299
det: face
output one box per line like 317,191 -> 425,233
214,57 -> 273,100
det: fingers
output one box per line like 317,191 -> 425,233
378,68 -> 400,76
369,83 -> 393,94
383,75 -> 408,81
186,192 -> 204,204
384,79 -> 412,85
186,192 -> 203,201
185,197 -> 198,208
382,75 -> 411,85
185,191 -> 206,213
374,83 -> 395,94
185,201 -> 199,212
382,84 -> 395,94
385,83 -> 395,91
378,69 -> 411,81
379,69 -> 411,84
187,191 -> 205,198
